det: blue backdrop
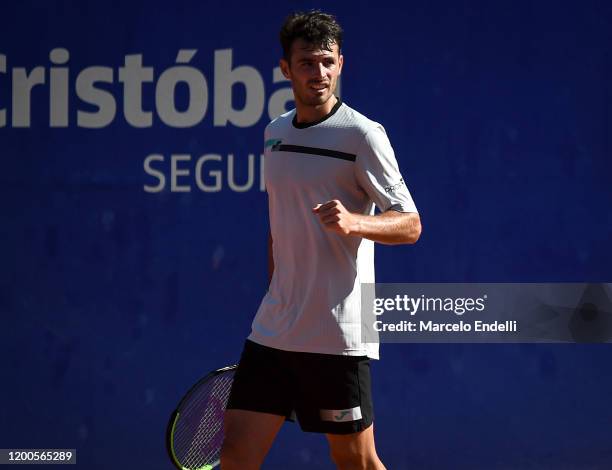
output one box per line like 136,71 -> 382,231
1,1 -> 611,468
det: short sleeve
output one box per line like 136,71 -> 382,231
263,124 -> 271,154
262,124 -> 272,193
354,125 -> 418,213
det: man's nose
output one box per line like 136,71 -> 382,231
315,62 -> 326,78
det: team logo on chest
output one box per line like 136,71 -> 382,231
265,138 -> 283,150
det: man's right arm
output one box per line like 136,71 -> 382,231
268,232 -> 274,287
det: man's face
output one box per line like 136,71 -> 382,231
280,39 -> 343,108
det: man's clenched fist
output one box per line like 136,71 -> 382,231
312,199 -> 359,236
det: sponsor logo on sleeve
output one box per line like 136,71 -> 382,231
384,178 -> 405,193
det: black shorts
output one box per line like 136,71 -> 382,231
226,340 -> 374,435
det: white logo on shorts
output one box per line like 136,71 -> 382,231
320,406 -> 362,422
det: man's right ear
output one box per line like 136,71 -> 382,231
279,59 -> 291,79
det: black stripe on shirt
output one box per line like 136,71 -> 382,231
273,144 -> 356,162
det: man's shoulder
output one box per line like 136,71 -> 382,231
265,109 -> 296,134
336,102 -> 384,138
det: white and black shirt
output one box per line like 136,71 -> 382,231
248,99 -> 418,359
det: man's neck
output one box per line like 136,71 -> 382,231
295,95 -> 338,125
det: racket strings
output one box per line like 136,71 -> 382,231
175,376 -> 229,467
173,371 -> 235,469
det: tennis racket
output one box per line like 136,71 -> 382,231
166,364 -> 238,470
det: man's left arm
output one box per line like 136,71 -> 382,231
313,200 -> 421,245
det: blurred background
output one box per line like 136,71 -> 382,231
1,0 -> 611,468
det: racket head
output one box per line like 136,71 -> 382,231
166,364 -> 238,470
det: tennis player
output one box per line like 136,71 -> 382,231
221,10 -> 421,470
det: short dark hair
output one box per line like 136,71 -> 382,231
280,10 -> 343,62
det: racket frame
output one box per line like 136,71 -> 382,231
165,364 -> 238,470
